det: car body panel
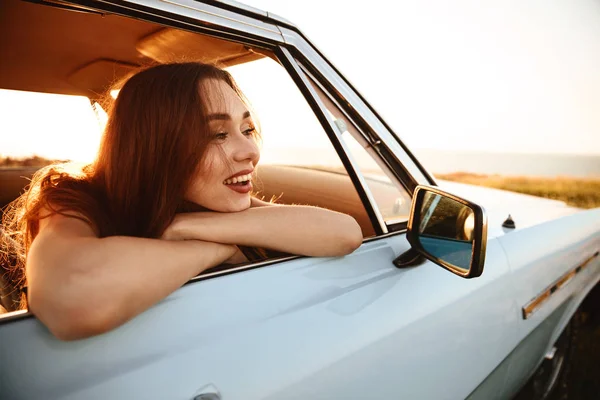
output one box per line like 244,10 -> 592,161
438,180 -> 581,238
1,235 -> 517,400
466,300 -> 570,400
498,209 -> 600,396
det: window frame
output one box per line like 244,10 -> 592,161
66,0 -> 428,230
296,63 -> 414,230
277,26 -> 436,187
273,46 -> 388,236
292,55 -> 422,197
0,0 -> 425,322
188,44 -> 410,284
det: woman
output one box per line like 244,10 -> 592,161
0,62 -> 362,340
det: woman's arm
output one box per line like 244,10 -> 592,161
164,205 -> 363,257
27,214 -> 237,341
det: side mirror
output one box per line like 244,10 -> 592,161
398,185 -> 487,278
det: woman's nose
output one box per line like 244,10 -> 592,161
231,132 -> 259,163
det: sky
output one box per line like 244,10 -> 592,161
246,0 -> 600,155
1,0 -> 599,161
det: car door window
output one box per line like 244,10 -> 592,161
226,57 -> 378,237
0,14 -> 386,281
297,68 -> 413,226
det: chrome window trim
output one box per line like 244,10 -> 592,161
107,0 -> 284,42
385,218 -> 407,226
277,26 -> 436,187
277,47 -> 388,235
158,0 -> 280,34
198,0 -> 270,18
189,255 -> 300,283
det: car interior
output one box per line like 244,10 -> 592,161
0,0 -> 407,312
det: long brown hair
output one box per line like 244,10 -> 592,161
0,62 -> 254,311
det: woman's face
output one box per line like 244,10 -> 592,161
185,79 -> 260,212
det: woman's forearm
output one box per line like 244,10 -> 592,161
27,230 -> 235,340
171,206 -> 363,257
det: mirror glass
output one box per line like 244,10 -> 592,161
416,192 -> 475,272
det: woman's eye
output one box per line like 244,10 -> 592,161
214,132 -> 228,140
243,127 -> 256,136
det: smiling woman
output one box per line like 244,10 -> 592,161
184,78 -> 260,213
0,61 -> 363,339
0,0 -> 422,343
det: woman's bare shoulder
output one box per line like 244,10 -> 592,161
37,207 -> 98,240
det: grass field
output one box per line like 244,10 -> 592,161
436,172 -> 600,209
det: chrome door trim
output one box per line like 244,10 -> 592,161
522,251 -> 599,319
277,47 -> 388,235
467,301 -> 570,399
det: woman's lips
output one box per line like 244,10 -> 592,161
226,181 -> 253,194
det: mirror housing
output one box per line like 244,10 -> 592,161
401,185 -> 487,278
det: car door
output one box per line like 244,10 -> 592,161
1,235 -> 514,400
0,1 -> 519,399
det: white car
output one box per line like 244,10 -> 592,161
0,0 -> 598,399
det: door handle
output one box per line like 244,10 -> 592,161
193,384 -> 221,400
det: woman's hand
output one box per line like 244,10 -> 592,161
224,246 -> 249,264
162,216 -> 247,263
161,214 -> 190,241
161,216 -> 181,241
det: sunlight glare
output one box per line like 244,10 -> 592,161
0,89 -> 102,162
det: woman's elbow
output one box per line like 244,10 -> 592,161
29,290 -> 116,341
46,308 -> 115,341
334,216 -> 363,256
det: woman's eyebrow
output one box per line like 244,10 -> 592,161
207,111 -> 251,121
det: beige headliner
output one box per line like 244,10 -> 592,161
0,0 -> 264,98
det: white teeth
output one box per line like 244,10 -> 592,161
223,174 -> 252,185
